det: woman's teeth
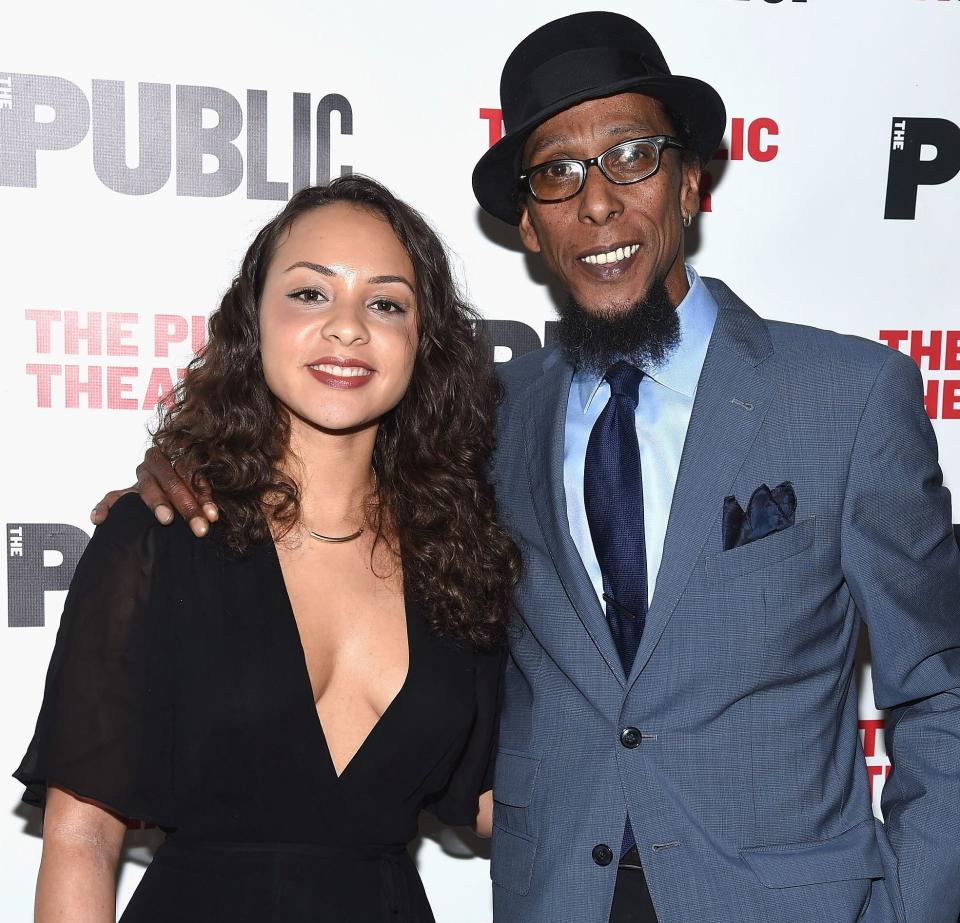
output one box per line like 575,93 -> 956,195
580,243 -> 640,266
309,364 -> 372,377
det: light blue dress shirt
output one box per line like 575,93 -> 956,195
563,265 -> 718,609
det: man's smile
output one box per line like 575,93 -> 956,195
575,240 -> 644,282
578,242 -> 641,266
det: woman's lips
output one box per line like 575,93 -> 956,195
306,357 -> 374,390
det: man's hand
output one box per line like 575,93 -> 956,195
90,447 -> 218,537
474,789 -> 493,838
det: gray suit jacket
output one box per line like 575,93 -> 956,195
489,278 -> 960,923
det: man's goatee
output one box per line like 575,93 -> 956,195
554,277 -> 681,377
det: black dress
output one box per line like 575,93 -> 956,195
15,494 -> 502,922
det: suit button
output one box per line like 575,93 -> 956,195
592,843 -> 614,867
620,726 -> 641,749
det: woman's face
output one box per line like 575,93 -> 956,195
259,202 -> 419,435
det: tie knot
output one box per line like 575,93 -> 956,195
605,362 -> 644,405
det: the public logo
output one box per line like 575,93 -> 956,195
702,117 -> 779,212
0,72 -> 354,198
884,117 -> 960,220
7,523 -> 89,627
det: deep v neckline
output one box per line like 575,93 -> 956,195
266,540 -> 414,781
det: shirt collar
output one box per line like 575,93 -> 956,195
574,264 -> 718,413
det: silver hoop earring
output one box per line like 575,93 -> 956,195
682,213 -> 692,229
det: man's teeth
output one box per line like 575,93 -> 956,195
580,243 -> 640,266
310,364 -> 372,377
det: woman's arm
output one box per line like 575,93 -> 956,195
36,786 -> 126,923
474,789 -> 493,839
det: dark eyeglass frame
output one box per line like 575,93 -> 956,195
519,135 -> 686,203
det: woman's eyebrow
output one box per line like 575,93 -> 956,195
284,260 -> 335,275
283,262 -> 413,294
368,274 -> 415,293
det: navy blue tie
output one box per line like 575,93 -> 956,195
583,361 -> 647,857
584,362 -> 648,671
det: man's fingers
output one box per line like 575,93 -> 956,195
133,467 -> 175,526
194,475 -> 219,522
90,488 -> 137,525
137,449 -> 209,537
89,448 -> 214,537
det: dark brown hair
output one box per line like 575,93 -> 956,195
658,101 -> 704,167
154,175 -> 519,648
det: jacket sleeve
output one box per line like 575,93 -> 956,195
840,349 -> 960,923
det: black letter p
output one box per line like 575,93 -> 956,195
885,117 -> 960,220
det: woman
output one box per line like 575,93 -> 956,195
15,175 -> 520,922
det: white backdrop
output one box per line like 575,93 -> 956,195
2,1 -> 959,920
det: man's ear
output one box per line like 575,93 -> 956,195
518,204 -> 542,254
679,158 -> 702,222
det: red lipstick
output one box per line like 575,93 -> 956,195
305,355 -> 375,390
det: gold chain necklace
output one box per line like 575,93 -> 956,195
307,525 -> 364,544
305,469 -> 375,545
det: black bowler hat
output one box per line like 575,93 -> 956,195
472,11 -> 726,225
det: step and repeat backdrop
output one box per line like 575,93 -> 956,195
1,0 -> 958,919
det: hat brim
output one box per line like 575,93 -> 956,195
472,75 -> 726,225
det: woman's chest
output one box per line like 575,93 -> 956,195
170,549 -> 479,803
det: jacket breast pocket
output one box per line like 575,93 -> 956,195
705,517 -> 816,580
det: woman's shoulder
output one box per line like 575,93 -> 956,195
85,492 -> 196,565
99,491 -> 162,531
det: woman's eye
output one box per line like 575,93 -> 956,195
371,299 -> 406,314
289,287 -> 325,304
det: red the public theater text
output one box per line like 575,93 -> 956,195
878,329 -> 960,419
24,309 -> 206,411
478,110 -> 780,212
859,719 -> 890,805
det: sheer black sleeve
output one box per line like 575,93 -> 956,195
424,645 -> 505,827
14,494 -> 178,828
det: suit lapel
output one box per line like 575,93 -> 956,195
522,350 -> 627,685
627,280 -> 775,686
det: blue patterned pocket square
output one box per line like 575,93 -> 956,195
722,481 -> 797,552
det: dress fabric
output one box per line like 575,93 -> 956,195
15,494 -> 502,923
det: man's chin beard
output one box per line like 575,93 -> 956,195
555,277 -> 681,377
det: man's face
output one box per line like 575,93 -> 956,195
518,93 -> 701,313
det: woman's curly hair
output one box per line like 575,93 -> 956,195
154,175 -> 520,648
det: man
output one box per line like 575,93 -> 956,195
103,12 -> 960,923
471,13 -> 960,923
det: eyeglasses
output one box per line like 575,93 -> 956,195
520,135 -> 685,204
